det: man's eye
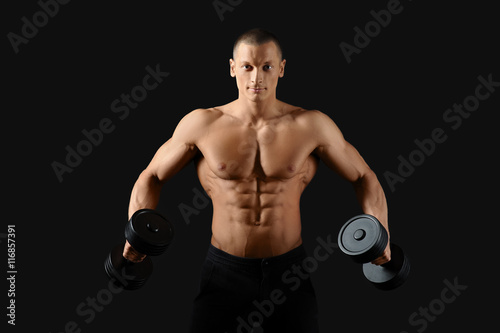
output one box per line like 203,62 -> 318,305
263,65 -> 272,70
243,65 -> 252,69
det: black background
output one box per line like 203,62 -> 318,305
3,0 -> 498,332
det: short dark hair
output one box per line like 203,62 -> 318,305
233,28 -> 283,60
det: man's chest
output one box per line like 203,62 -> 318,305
196,122 -> 316,180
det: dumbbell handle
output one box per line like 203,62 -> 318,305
117,256 -> 137,268
370,241 -> 395,268
366,243 -> 405,269
123,239 -> 148,261
111,243 -> 142,269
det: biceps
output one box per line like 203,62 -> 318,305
146,138 -> 198,183
318,141 -> 370,183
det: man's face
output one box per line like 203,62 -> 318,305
230,41 -> 286,102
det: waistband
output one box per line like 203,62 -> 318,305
206,243 -> 307,273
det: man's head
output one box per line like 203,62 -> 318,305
230,28 -> 286,102
232,28 -> 283,60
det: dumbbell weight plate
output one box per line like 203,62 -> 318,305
125,209 -> 175,256
104,244 -> 153,290
338,214 -> 388,264
362,243 -> 410,290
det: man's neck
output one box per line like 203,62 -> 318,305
234,96 -> 282,125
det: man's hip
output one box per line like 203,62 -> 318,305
190,243 -> 320,333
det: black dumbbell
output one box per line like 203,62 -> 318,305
338,214 -> 410,290
104,209 -> 174,290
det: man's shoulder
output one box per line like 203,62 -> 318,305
180,107 -> 224,125
172,108 -> 223,142
182,101 -> 244,126
287,107 -> 333,125
272,100 -> 319,119
185,99 -> 242,118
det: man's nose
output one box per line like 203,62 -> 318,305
251,69 -> 262,84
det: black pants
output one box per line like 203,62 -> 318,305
189,244 -> 320,333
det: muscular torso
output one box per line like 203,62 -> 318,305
194,102 -> 319,257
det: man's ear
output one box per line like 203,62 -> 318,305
229,59 -> 236,77
279,59 -> 286,78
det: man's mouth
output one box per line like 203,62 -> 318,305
248,87 -> 266,92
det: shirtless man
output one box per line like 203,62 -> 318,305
123,28 -> 391,332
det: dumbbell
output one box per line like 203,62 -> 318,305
104,209 -> 174,290
337,214 -> 410,290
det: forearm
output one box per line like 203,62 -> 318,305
128,170 -> 163,219
352,170 -> 389,236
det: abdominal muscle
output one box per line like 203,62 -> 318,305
197,159 -> 310,258
212,180 -> 303,258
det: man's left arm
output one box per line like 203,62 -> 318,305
309,110 -> 391,265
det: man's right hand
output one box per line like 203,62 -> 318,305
123,240 -> 147,263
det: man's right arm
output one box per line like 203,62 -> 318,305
123,108 -> 210,262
